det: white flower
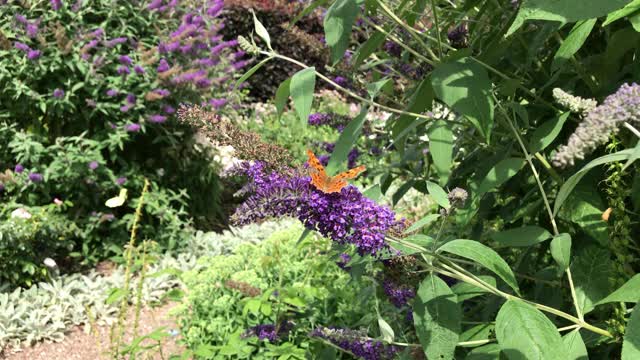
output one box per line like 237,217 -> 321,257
11,208 -> 32,219
43,258 -> 58,268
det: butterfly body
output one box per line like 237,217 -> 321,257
306,149 -> 365,193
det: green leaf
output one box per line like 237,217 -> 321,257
404,214 -> 440,233
426,181 -> 450,209
459,323 -> 495,347
437,240 -> 520,293
395,234 -> 435,255
596,274 -> 640,305
366,78 -> 391,99
529,112 -> 570,153
603,0 -> 640,26
622,140 -> 640,171
391,79 -> 434,147
234,57 -> 273,90
288,0 -> 331,29
363,184 -> 382,202
296,228 -> 312,245
622,304 -> 640,359
466,344 -> 502,359
413,274 -> 461,360
552,19 -> 597,71
274,78 -> 291,120
630,12 -> 640,31
251,10 -> 272,49
354,31 -> 386,67
496,300 -> 566,360
428,120 -> 454,185
561,183 -> 608,245
452,275 -> 497,302
571,245 -> 614,315
431,57 -> 494,141
563,329 -> 588,360
491,226 -> 552,247
550,233 -> 572,271
290,67 -> 316,127
106,288 -> 128,305
507,0 -> 630,36
323,0 -> 359,63
378,317 -> 395,343
326,106 -> 368,175
554,147 -> 636,216
477,158 -> 526,196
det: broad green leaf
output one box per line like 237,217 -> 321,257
396,234 -> 435,255
630,12 -> 640,31
552,19 -> 597,71
491,226 -> 552,247
234,57 -> 273,90
428,120 -> 454,185
426,181 -> 451,209
529,112 -> 570,153
404,214 -> 440,234
378,317 -> 395,343
363,184 -> 382,202
251,10 -> 271,49
563,329 -> 589,360
596,274 -> 640,305
413,274 -> 461,360
459,323 -> 495,347
354,31 -> 386,67
466,343 -> 502,359
366,78 -> 391,99
391,79 -> 434,146
561,183 -> 608,245
496,300 -> 566,360
274,78 -> 291,120
290,67 -> 316,127
603,0 -> 640,26
571,245 -> 614,315
622,304 -> 640,359
452,275 -> 496,302
438,240 -> 520,293
324,0 -> 359,64
622,140 -> 640,171
554,149 -> 636,215
296,228 -> 312,245
550,233 -> 572,271
326,106 -> 368,175
507,0 -> 630,36
431,57 -> 494,141
477,158 -> 526,196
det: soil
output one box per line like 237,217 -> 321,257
1,302 -> 185,360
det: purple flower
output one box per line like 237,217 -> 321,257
0,183 -> 4,193
336,253 -> 352,271
153,89 -> 171,97
310,327 -> 398,360
106,89 -> 119,97
126,93 -> 136,104
318,154 -> 330,167
118,55 -> 133,65
157,58 -> 170,73
308,113 -> 332,126
88,161 -> 99,170
382,279 -> 415,308
105,37 -> 127,48
117,66 -> 130,75
332,76 -> 348,88
125,123 -> 141,132
14,164 -> 24,173
28,172 -> 44,183
120,104 -> 132,112
230,162 -> 400,256
242,322 -> 293,342
53,88 -> 64,99
15,15 -> 28,25
149,114 -> 167,123
383,41 -> 402,57
553,83 -> 640,167
163,105 -> 176,114
208,98 -> 227,109
134,65 -> 145,74
14,42 -> 30,52
27,49 -> 41,60
347,148 -> 360,169
147,0 -> 163,10
116,177 -> 127,185
25,23 -> 39,38
51,0 -> 63,10
448,24 -> 468,48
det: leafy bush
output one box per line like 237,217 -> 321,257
0,0 -> 249,286
177,225 -> 408,359
222,0 -> 640,358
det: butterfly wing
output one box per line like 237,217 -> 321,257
306,149 -> 330,191
105,188 -> 128,208
325,165 -> 367,193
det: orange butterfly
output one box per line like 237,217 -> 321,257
306,149 -> 366,193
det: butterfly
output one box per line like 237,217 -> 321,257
306,149 -> 366,193
105,188 -> 128,208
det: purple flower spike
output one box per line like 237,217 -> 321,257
310,327 -> 398,360
53,88 -> 64,99
106,89 -> 119,97
118,55 -> 133,65
117,66 -> 130,75
157,58 -> 170,73
125,123 -> 141,132
15,164 -> 24,173
134,65 -> 145,74
28,172 -> 44,183
149,114 -> 167,123
14,42 -> 30,52
208,98 -> 227,109
51,0 -> 63,10
27,49 -> 41,60
116,177 -> 127,185
88,161 -> 99,170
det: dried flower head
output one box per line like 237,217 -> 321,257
224,280 -> 261,297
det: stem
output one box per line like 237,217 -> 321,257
429,0 -> 444,58
624,122 -> 640,138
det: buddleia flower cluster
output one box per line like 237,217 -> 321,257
552,88 -> 597,114
552,83 -> 640,168
309,327 -> 399,360
229,161 -> 403,256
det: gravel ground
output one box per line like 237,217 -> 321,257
1,302 -> 184,360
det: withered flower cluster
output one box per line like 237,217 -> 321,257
224,279 -> 262,297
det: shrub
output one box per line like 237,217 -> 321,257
177,225 -> 407,359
